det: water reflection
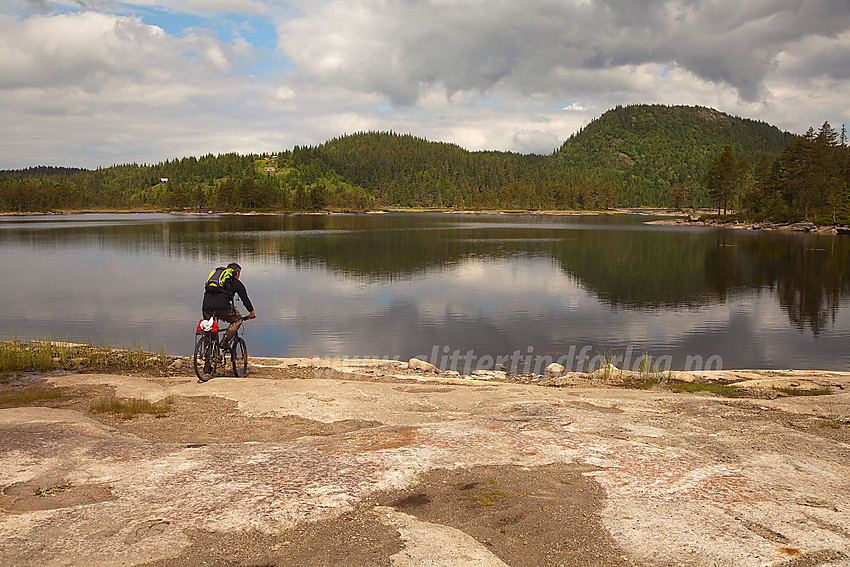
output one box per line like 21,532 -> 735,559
4,213 -> 850,369
549,226 -> 850,336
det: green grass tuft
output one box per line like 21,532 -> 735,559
0,340 -> 59,372
0,339 -> 167,373
772,387 -> 832,396
33,483 -> 72,497
667,381 -> 749,397
90,396 -> 174,420
462,490 -> 508,507
0,387 -> 63,406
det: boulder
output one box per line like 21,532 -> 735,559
590,363 -> 622,379
408,358 -> 440,373
545,363 -> 566,377
472,370 -> 507,380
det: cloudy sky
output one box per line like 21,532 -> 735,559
2,0 -> 849,169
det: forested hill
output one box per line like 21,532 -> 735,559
307,105 -> 796,208
552,104 -> 796,206
299,132 -> 546,208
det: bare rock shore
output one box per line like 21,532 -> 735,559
1,357 -> 849,566
647,216 -> 846,234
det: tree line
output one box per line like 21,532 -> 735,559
706,122 -> 850,223
301,131 -> 617,209
0,153 -> 372,213
1,105 -> 847,220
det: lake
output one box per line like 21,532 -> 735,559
4,212 -> 850,372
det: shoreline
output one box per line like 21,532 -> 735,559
647,215 -> 847,234
6,207 -> 848,235
0,207 -> 694,217
244,355 -> 850,393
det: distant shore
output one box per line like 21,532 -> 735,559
0,206 -> 689,217
5,208 -> 847,235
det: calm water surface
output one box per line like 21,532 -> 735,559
5,212 -> 850,371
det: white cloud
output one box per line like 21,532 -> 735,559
1,0 -> 850,168
276,0 -> 850,131
0,13 -> 160,89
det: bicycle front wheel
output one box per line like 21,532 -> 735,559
231,337 -> 248,377
194,333 -> 217,381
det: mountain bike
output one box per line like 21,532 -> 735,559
193,316 -> 251,381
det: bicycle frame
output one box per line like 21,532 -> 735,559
193,316 -> 250,381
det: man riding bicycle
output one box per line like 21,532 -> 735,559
202,262 -> 256,351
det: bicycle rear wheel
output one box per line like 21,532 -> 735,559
231,337 -> 248,377
194,333 -> 217,381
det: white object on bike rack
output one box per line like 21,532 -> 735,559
200,318 -> 215,331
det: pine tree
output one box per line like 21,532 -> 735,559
707,145 -> 737,215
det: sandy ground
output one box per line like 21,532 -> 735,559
1,357 -> 850,566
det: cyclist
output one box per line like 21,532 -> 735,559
202,262 -> 256,351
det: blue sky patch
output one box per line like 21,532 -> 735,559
124,5 -> 279,50
478,97 -> 504,107
118,4 -> 287,76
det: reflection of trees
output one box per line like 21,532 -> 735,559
548,226 -> 850,334
547,228 -> 751,308
704,233 -> 850,335
552,230 -> 716,308
774,242 -> 850,334
5,214 -> 850,334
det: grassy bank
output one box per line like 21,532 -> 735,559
0,338 -> 167,376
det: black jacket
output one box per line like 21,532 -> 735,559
203,275 -> 254,313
